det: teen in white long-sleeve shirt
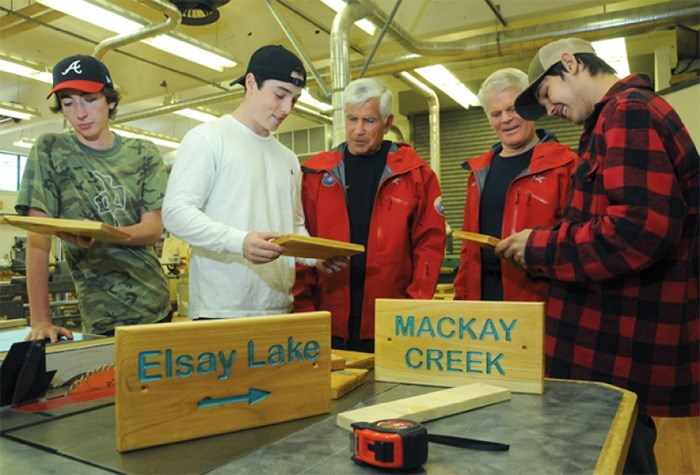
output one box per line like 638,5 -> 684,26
163,45 -> 344,318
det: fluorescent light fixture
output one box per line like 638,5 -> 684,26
414,65 -> 480,109
0,52 -> 53,84
299,90 -> 333,112
36,0 -> 237,72
321,0 -> 377,36
13,137 -> 36,149
0,102 -> 41,120
174,107 -> 221,122
112,125 -> 180,149
592,37 -> 630,78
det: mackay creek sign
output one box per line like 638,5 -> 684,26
115,311 -> 330,452
374,299 -> 544,394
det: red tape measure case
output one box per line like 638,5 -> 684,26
351,419 -> 429,470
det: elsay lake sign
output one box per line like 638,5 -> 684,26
115,312 -> 330,452
375,299 -> 544,394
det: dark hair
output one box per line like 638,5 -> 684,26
50,86 -> 121,118
545,52 -> 617,79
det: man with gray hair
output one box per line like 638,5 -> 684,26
453,67 -> 576,303
294,77 -> 446,352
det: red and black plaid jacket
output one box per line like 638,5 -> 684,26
526,74 -> 699,417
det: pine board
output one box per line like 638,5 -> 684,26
453,230 -> 501,248
331,349 -> 374,369
273,234 -> 364,259
330,368 -> 369,399
336,383 -> 510,431
3,216 -> 131,242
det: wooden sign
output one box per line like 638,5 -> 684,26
273,234 -> 364,259
3,215 -> 131,242
375,299 -> 544,394
114,312 -> 331,452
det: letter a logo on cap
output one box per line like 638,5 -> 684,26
62,60 -> 83,76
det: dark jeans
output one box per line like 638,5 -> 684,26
623,415 -> 658,474
332,335 -> 374,353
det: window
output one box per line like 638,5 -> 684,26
0,152 -> 27,191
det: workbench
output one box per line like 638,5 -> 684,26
0,375 -> 635,474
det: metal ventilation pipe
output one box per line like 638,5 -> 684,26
350,0 -> 699,75
330,0 -> 374,146
93,0 -> 181,60
397,72 -> 440,175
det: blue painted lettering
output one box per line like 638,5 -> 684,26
176,354 -> 194,377
417,318 -> 436,338
394,315 -> 517,342
395,315 -> 415,337
437,317 -> 456,338
139,350 -> 162,382
402,348 -> 506,376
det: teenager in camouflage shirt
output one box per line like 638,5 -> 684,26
16,55 -> 171,341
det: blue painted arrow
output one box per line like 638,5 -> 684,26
197,387 -> 271,409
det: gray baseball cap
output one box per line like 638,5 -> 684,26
514,38 -> 596,120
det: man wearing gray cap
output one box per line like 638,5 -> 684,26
163,45 -> 345,320
496,38 -> 699,473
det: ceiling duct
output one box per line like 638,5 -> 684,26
167,0 -> 230,25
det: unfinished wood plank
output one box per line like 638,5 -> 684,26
332,349 -> 374,369
453,230 -> 501,248
331,368 -> 369,399
336,383 -> 510,431
330,353 -> 346,371
273,234 -> 364,259
3,216 -> 131,242
0,318 -> 26,330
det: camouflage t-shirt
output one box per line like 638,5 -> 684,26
16,133 -> 171,334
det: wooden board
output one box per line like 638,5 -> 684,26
331,349 -> 374,369
273,234 -> 364,259
330,353 -> 346,371
453,230 -> 500,248
374,299 -> 545,394
337,383 -> 510,431
3,216 -> 131,242
115,312 -> 331,452
331,368 -> 369,399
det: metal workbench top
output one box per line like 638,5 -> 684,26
0,377 -> 635,474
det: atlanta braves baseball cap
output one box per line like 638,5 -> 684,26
514,38 -> 596,120
230,44 -> 306,88
47,55 -> 113,99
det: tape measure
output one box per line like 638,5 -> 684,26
351,419 -> 509,470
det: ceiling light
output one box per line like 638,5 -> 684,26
321,0 -> 377,36
13,137 -> 36,149
414,65 -> 480,109
299,90 -> 333,112
0,52 -> 53,84
592,38 -> 630,78
36,0 -> 236,72
0,102 -> 41,120
112,125 -> 180,149
174,107 -> 221,122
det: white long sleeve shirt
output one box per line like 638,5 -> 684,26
163,115 -> 311,318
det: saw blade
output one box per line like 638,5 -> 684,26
67,363 -> 115,395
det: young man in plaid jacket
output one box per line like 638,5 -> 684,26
498,38 -> 699,474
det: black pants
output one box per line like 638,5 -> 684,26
623,415 -> 658,474
101,310 -> 174,337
